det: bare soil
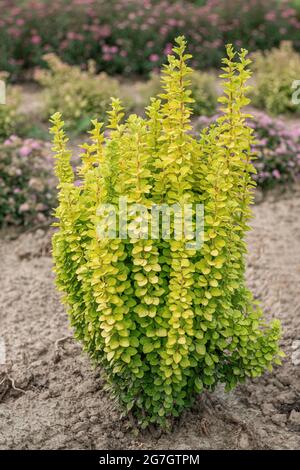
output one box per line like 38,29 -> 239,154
0,189 -> 300,450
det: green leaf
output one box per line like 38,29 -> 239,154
195,377 -> 203,392
174,351 -> 182,364
196,343 -> 206,356
205,354 -> 214,367
119,337 -> 130,348
143,342 -> 154,354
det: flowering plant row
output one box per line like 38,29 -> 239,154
0,136 -> 56,227
1,0 -> 300,77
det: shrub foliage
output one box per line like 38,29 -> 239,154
51,38 -> 282,427
195,110 -> 300,190
36,54 -> 122,133
251,42 -> 300,115
138,70 -> 217,117
0,74 -> 24,141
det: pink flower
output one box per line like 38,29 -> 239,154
67,32 -> 77,40
31,35 -> 41,45
29,140 -> 40,150
167,19 -> 177,27
149,54 -> 159,62
11,7 -> 21,16
8,28 -> 21,38
98,25 -> 111,38
282,8 -> 296,18
164,43 -> 173,55
19,146 -> 31,157
19,203 -> 30,212
272,169 -> 281,179
265,12 -> 276,21
103,53 -> 112,61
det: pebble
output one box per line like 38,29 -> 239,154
289,410 -> 300,426
291,339 -> 300,366
73,422 -> 90,432
257,428 -> 268,438
291,340 -> 300,351
78,410 -> 89,420
291,349 -> 300,366
90,416 -> 99,424
239,433 -> 249,449
0,407 -> 10,419
277,373 -> 292,387
271,414 -> 287,426
261,403 -> 275,416
94,437 -> 108,449
277,390 -> 296,404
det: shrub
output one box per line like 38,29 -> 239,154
251,42 -> 300,115
1,0 -> 300,78
138,70 -> 217,116
0,136 -> 56,227
195,110 -> 300,189
35,54 -> 122,133
51,38 -> 282,428
0,74 -> 24,141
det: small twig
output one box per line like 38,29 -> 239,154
0,373 -> 27,396
54,335 -> 73,351
6,375 -> 27,394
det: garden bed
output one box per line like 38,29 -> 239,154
0,188 -> 299,450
